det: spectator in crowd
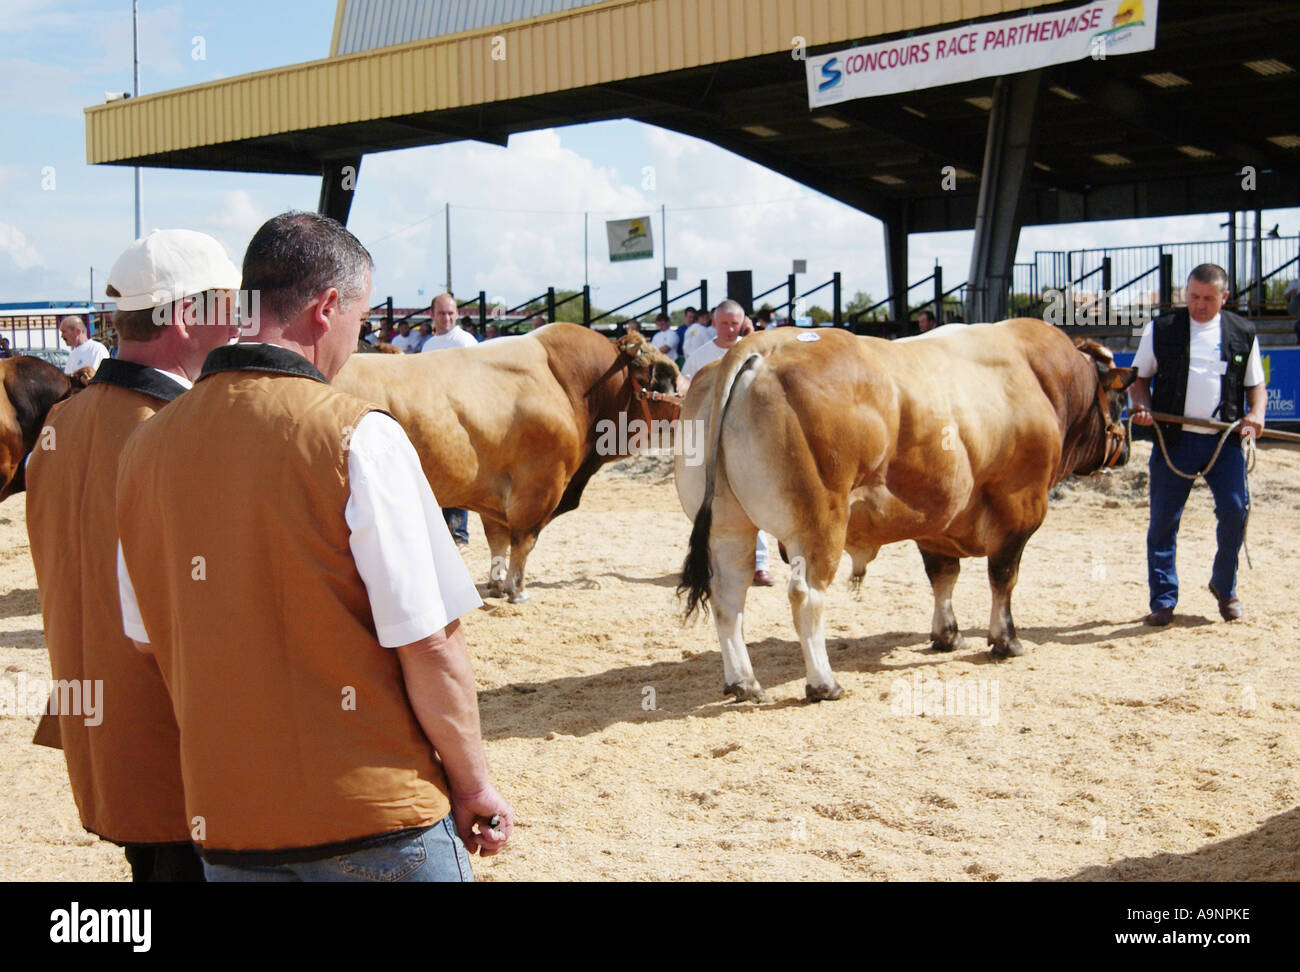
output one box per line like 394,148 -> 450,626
755,308 -> 773,330
422,293 -> 478,551
415,321 -> 434,351
59,315 -> 110,376
650,312 -> 680,360
683,308 -> 715,358
678,300 -> 774,586
390,320 -> 420,353
424,296 -> 479,353
116,212 -> 511,880
484,324 -> 500,340
0,335 -> 11,358
917,310 -> 937,333
625,318 -> 642,335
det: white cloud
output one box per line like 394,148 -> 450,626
0,222 -> 45,271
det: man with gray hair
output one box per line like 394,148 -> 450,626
1129,263 -> 1266,625
116,211 -> 512,880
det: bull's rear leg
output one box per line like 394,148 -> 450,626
709,528 -> 765,702
481,517 -> 511,598
918,546 -> 965,652
786,538 -> 845,702
988,532 -> 1033,659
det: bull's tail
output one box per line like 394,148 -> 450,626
678,351 -> 761,621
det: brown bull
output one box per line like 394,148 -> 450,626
676,319 -> 1136,702
0,355 -> 81,501
334,323 -> 679,602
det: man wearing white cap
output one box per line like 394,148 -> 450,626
26,228 -> 241,881
58,316 -> 110,376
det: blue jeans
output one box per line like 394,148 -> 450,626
1147,431 -> 1248,611
444,508 -> 469,545
202,814 -> 473,882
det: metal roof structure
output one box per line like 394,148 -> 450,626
83,0 -> 1300,320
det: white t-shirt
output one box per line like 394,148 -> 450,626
389,331 -> 421,353
681,339 -> 732,380
119,411 -> 482,648
1133,314 -> 1265,433
65,339 -> 110,375
421,326 -> 479,352
650,327 -> 680,359
682,323 -> 715,358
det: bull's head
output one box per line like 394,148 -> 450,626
614,331 -> 679,399
1075,338 -> 1138,470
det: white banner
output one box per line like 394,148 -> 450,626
807,0 -> 1158,108
606,216 -> 654,263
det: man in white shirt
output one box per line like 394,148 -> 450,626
421,293 -> 477,547
59,316 -> 110,376
679,300 -> 773,587
388,321 -> 420,353
421,294 -> 479,353
649,313 -> 680,361
682,309 -> 715,359
1129,263 -> 1267,626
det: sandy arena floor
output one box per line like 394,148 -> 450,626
1,440 -> 1297,881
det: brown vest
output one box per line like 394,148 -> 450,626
116,344 -> 450,858
26,361 -> 190,844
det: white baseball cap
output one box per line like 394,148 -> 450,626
106,228 -> 242,311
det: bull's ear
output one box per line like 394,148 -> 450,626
1104,365 -> 1138,391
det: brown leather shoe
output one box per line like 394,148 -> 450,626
1208,583 -> 1243,621
752,570 -> 775,587
1144,606 -> 1174,626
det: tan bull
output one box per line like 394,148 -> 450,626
675,320 -> 1136,702
334,323 -> 679,602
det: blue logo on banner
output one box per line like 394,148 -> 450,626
818,58 -> 843,92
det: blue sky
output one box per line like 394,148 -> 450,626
2,0 -> 1296,313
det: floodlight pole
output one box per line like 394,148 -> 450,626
132,0 -> 141,240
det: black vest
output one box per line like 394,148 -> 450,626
1149,307 -> 1255,449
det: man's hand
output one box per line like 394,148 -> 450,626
1242,383 -> 1267,438
1128,376 -> 1154,425
451,783 -> 513,856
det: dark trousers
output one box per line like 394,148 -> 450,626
1147,431 -> 1248,610
443,508 -> 469,545
123,842 -> 207,882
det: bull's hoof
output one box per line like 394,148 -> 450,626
805,682 -> 844,702
506,590 -> 530,605
989,637 -> 1025,659
930,631 -> 966,653
724,681 -> 768,704
484,587 -> 505,599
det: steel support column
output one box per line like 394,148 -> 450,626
318,156 -> 362,225
967,71 -> 1042,323
883,203 -> 909,325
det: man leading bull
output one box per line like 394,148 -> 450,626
1128,263 -> 1267,626
116,211 -> 512,880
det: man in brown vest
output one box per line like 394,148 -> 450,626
27,228 -> 242,880
116,211 -> 512,881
